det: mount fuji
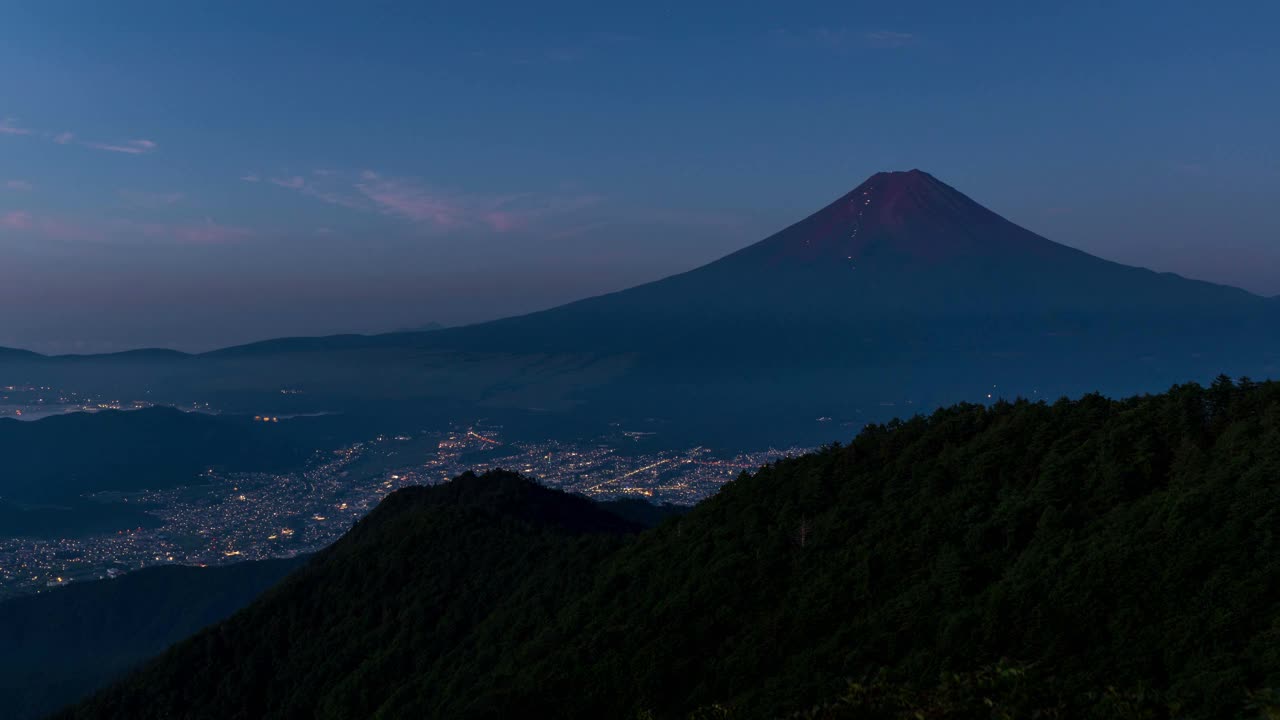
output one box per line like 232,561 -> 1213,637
3,170 -> 1277,444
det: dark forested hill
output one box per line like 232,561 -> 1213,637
62,379 -> 1280,719
0,407 -> 326,540
0,407 -> 312,505
0,556 -> 304,720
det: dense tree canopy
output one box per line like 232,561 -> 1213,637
62,379 -> 1280,719
0,557 -> 303,720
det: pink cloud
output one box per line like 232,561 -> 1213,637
356,177 -> 468,227
0,121 -> 161,157
0,211 -> 103,241
353,176 -> 600,233
83,139 -> 157,155
257,171 -> 370,211
5,180 -> 32,191
484,211 -> 523,232
117,218 -> 255,245
261,168 -> 601,235
0,209 -> 251,245
1,211 -> 33,229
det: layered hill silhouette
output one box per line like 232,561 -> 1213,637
4,171 -> 1278,444
0,556 -> 305,720
0,407 -> 313,503
0,494 -> 677,719
61,379 -> 1280,719
0,407 -> 330,538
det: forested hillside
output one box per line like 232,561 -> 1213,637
0,557 -> 304,720
0,407 -> 312,503
63,378 -> 1280,719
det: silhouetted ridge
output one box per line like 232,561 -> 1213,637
0,557 -> 304,720
0,346 -> 41,359
0,407 -> 312,508
355,470 -> 641,537
59,380 -> 1280,719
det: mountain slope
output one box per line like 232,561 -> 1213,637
4,172 -> 1279,446
63,379 -> 1280,719
0,556 -> 304,720
198,170 -> 1272,356
60,472 -> 641,720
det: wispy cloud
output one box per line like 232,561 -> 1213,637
513,47 -> 585,65
862,30 -> 917,49
270,176 -> 306,189
118,189 -> 185,207
0,210 -> 103,241
0,209 -> 252,245
0,118 -> 31,136
82,139 -> 157,155
472,32 -> 636,68
130,217 -> 254,245
1171,161 -> 1210,176
257,169 -> 600,234
251,168 -> 748,241
355,177 -> 469,227
5,180 -> 32,191
0,118 -> 158,155
1,211 -> 33,229
240,173 -> 261,183
772,27 -> 918,51
354,176 -> 600,232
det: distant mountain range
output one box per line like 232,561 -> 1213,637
58,380 -> 1280,719
4,171 -> 1278,445
393,321 -> 446,333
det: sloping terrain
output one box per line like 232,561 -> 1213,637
0,557 -> 304,720
62,379 -> 1280,719
5,172 -> 1278,446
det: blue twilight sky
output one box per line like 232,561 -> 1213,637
1,1 -> 1278,353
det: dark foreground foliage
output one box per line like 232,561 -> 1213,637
0,557 -> 303,720
63,378 -> 1280,719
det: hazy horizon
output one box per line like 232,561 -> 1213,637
4,180 -> 1279,355
3,2 -> 1279,353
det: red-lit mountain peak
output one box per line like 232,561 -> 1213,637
856,169 -> 974,227
733,169 -> 1052,266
